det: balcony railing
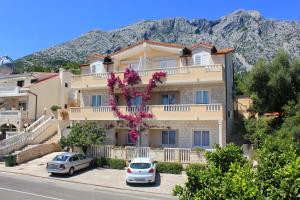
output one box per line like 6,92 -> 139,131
0,86 -> 27,97
69,104 -> 224,121
0,110 -> 22,119
71,65 -> 224,89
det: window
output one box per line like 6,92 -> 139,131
195,91 -> 209,104
193,52 -> 210,66
91,95 -> 101,107
17,80 -> 24,87
129,63 -> 140,70
127,133 -> 135,144
70,155 -> 79,162
161,94 -> 176,105
194,131 -> 210,147
160,60 -> 176,69
130,96 -> 142,106
161,130 -> 176,145
77,154 -> 86,160
65,83 -> 68,88
91,65 -> 97,73
18,102 -> 27,111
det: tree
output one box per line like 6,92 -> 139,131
60,122 -> 106,154
247,50 -> 300,114
107,68 -> 166,144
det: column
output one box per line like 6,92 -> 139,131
218,120 -> 223,147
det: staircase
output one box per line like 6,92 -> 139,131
0,115 -> 58,159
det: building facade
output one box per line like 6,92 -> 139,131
69,40 -> 234,149
0,69 -> 70,140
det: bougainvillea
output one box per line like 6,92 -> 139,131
107,68 -> 166,142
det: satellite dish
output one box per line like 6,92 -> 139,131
0,56 -> 14,75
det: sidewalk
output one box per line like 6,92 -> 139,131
0,152 -> 186,195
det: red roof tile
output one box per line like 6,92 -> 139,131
189,41 -> 215,49
214,48 -> 235,54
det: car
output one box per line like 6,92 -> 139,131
125,157 -> 157,185
46,152 -> 93,176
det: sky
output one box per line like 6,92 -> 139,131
1,0 -> 300,59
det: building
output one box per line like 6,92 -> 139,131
0,69 -> 70,140
69,40 -> 234,149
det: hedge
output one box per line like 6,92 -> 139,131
156,162 -> 183,174
94,157 -> 126,170
185,163 -> 207,172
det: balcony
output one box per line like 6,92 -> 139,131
71,65 -> 224,89
0,110 -> 22,119
69,104 -> 224,121
0,86 -> 27,97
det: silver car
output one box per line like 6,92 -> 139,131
46,152 -> 93,176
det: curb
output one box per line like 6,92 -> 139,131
0,169 -> 173,197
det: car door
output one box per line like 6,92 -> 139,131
78,154 -> 89,169
70,155 -> 80,171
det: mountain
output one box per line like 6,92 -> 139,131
14,9 -> 300,72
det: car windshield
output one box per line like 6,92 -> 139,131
52,155 -> 69,162
130,163 -> 151,169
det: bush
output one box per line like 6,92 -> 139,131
107,158 -> 126,169
50,105 -> 61,112
185,163 -> 207,172
156,162 -> 183,174
205,143 -> 246,173
93,157 -> 108,168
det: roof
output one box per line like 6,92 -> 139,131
110,40 -> 184,56
24,72 -> 58,88
85,40 -> 234,62
190,41 -> 215,49
86,53 -> 105,61
131,157 -> 153,163
214,48 -> 235,54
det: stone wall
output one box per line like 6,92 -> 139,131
16,143 -> 60,164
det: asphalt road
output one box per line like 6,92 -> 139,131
0,172 -> 176,200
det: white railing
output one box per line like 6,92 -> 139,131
163,105 -> 190,112
126,106 -> 149,113
125,146 -> 150,159
0,116 -> 57,158
0,110 -> 22,119
204,64 -> 223,72
0,86 -> 20,94
206,104 -> 221,112
164,148 -> 191,163
93,106 -> 112,112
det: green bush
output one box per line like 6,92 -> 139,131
185,163 -> 207,172
107,158 -> 126,169
205,143 -> 246,173
50,105 -> 61,112
156,162 -> 183,174
4,154 -> 16,167
93,157 -> 108,168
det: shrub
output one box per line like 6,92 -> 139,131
205,143 -> 246,173
185,163 -> 207,172
156,162 -> 183,174
94,157 -> 108,168
50,105 -> 61,112
107,158 -> 126,169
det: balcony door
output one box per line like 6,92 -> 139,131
91,95 -> 101,107
161,94 -> 176,105
195,91 -> 209,104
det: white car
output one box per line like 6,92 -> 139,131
126,157 -> 157,185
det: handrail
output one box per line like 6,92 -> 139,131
25,115 -> 46,132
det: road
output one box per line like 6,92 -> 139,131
0,172 -> 176,200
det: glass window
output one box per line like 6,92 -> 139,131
161,94 -> 176,105
193,53 -> 210,66
71,155 -> 79,162
160,60 -> 177,69
52,155 -> 69,162
162,130 -> 176,145
196,91 -> 209,104
194,131 -> 210,147
130,163 -> 151,169
91,95 -> 101,107
77,154 -> 86,160
131,96 -> 142,106
91,65 -> 97,73
127,133 -> 135,144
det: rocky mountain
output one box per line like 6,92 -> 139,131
15,9 -> 300,72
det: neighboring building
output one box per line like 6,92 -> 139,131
234,96 -> 254,119
0,69 -> 70,140
69,40 -> 234,149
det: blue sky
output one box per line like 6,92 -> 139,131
1,0 -> 300,59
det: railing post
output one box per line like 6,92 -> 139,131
175,148 -> 180,162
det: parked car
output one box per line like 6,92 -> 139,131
46,152 -> 93,176
126,157 -> 157,185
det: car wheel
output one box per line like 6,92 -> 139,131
150,180 -> 156,186
126,180 -> 130,186
69,167 -> 75,176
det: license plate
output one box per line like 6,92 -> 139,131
135,178 -> 145,181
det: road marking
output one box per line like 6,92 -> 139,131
0,187 -> 67,200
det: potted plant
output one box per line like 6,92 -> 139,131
50,105 -> 61,118
59,109 -> 69,120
